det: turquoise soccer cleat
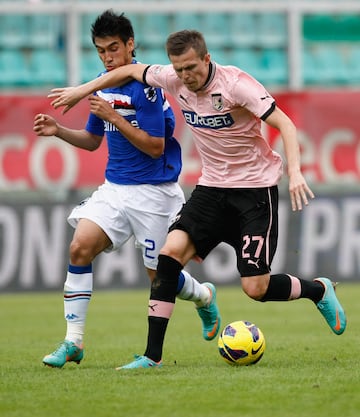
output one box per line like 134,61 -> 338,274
116,354 -> 163,370
43,340 -> 84,368
196,282 -> 221,341
314,277 -> 347,335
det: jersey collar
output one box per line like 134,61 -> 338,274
199,61 -> 216,91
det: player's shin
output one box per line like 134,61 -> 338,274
144,255 -> 182,362
177,270 -> 210,306
260,273 -> 324,303
64,264 -> 93,345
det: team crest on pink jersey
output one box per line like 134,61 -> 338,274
211,93 -> 223,111
151,65 -> 163,75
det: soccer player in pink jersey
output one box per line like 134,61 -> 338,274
50,30 -> 347,370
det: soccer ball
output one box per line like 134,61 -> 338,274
218,320 -> 266,366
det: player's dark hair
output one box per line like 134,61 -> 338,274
166,30 -> 208,59
91,9 -> 136,57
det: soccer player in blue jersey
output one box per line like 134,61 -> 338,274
33,10 -> 220,368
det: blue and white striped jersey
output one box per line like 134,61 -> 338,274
85,61 -> 181,185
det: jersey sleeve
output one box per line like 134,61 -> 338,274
133,83 -> 165,138
231,70 -> 276,120
143,64 -> 177,95
85,108 -> 105,136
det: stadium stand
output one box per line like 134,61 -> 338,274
256,13 -> 287,48
0,14 -> 28,49
348,45 -> 360,84
137,14 -> 171,47
261,48 -> 289,85
0,4 -> 360,90
227,48 -> 268,83
227,13 -> 258,48
302,12 -> 360,86
80,49 -> 104,83
303,14 -> 360,42
136,47 -> 169,66
0,49 -> 32,87
28,14 -> 61,49
29,49 -> 66,86
171,12 -> 202,33
201,13 -> 230,49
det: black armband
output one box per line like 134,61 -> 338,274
143,65 -> 151,84
261,101 -> 276,121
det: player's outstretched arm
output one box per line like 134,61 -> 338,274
264,106 -> 315,211
48,63 -> 149,114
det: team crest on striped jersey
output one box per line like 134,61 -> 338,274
211,93 -> 223,111
144,87 -> 158,103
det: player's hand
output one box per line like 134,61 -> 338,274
48,87 -> 85,114
33,113 -> 58,136
288,171 -> 315,211
88,95 -> 115,121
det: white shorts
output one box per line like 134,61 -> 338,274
68,181 -> 185,270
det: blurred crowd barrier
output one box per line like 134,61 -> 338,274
1,194 -> 360,291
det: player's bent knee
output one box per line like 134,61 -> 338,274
241,275 -> 269,301
69,240 -> 95,265
243,287 -> 264,301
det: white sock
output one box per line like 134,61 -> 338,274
63,264 -> 93,345
177,270 -> 210,307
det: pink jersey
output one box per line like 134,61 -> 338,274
145,63 -> 283,188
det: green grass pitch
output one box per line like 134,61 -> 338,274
1,283 -> 359,417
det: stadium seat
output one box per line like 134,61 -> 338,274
81,13 -> 98,48
302,45 -> 350,86
80,50 -> 104,83
341,15 -> 360,41
261,48 -> 288,85
302,47 -> 320,85
28,14 -> 61,48
256,13 -> 287,48
303,14 -> 360,42
228,13 -> 257,47
137,14 -> 169,47
125,13 -> 142,47
303,14 -> 331,41
0,49 -> 32,87
30,49 -> 66,86
317,45 -> 350,84
348,45 -> 360,84
209,48 -> 230,65
201,13 -> 230,49
228,49 -> 266,82
229,49 -> 260,71
171,12 -> 202,32
0,14 -> 28,48
137,47 -> 169,65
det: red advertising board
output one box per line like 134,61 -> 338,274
269,91 -> 360,184
1,91 -> 360,190
0,95 -> 107,190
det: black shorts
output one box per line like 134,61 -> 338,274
169,185 -> 279,277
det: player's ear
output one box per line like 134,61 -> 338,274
204,53 -> 211,64
127,38 -> 135,54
